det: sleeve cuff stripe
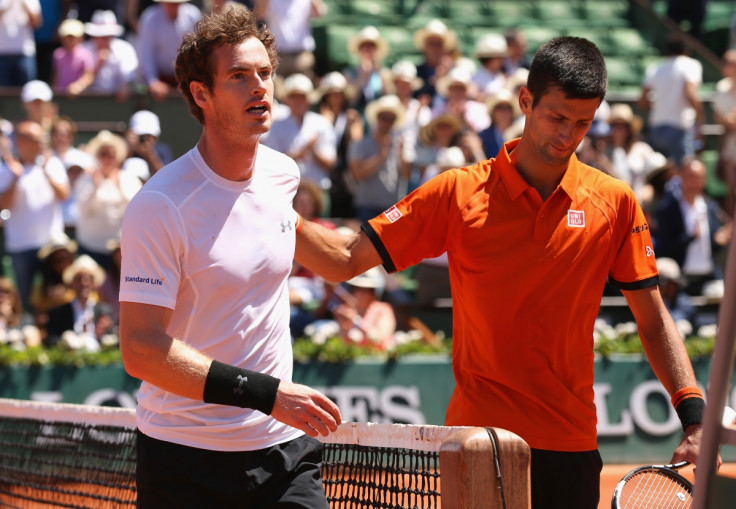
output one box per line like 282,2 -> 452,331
608,275 -> 659,291
360,222 -> 397,273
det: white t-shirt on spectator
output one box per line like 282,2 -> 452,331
643,55 -> 702,129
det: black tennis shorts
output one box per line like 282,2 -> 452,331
530,448 -> 603,509
136,431 -> 329,509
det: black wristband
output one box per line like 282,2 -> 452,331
675,397 -> 705,432
203,360 -> 280,415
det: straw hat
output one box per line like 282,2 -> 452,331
435,66 -> 474,98
38,231 -> 78,260
486,88 -> 520,116
474,33 -> 508,59
608,103 -> 643,134
85,130 -> 128,164
413,19 -> 458,52
348,26 -> 389,61
418,113 -> 463,146
317,71 -> 353,101
58,19 -> 85,38
346,267 -> 385,290
277,73 -> 317,103
390,60 -> 423,91
85,10 -> 124,37
364,95 -> 406,129
62,255 -> 106,287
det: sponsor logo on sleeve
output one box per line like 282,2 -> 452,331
631,223 -> 649,234
124,275 -> 165,286
645,245 -> 654,257
567,209 -> 585,228
384,206 -> 403,223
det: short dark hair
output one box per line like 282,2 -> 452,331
526,36 -> 607,107
175,8 -> 279,124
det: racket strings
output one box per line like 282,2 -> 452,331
622,470 -> 692,508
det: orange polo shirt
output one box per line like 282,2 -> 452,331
364,139 -> 658,451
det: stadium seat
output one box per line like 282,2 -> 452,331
700,149 -> 728,199
520,27 -> 563,54
607,28 -> 657,56
580,1 -> 631,28
347,0 -> 403,24
533,1 -> 588,28
485,1 -> 537,28
566,28 -> 615,55
379,26 -> 421,63
605,56 -> 645,88
445,1 -> 492,26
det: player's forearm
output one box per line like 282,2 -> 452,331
639,318 -> 698,395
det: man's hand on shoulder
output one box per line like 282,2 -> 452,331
271,380 -> 342,437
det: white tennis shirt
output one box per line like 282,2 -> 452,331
120,145 -> 303,451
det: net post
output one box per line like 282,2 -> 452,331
439,427 -> 530,509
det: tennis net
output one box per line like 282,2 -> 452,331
0,398 -> 530,508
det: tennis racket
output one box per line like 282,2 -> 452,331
611,460 -> 692,509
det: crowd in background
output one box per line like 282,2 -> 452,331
0,0 -> 735,352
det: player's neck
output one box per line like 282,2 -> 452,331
197,130 -> 259,182
511,141 -> 567,202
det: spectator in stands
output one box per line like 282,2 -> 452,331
253,0 -> 326,81
655,157 -> 733,295
262,73 -> 336,191
122,110 -> 173,182
656,257 -> 697,328
0,0 -> 42,86
50,117 -> 93,238
76,130 -> 142,270
137,0 -> 202,102
316,71 -> 363,219
20,79 -> 56,135
503,29 -> 531,76
0,120 -> 69,310
411,113 -> 462,190
30,231 -> 76,332
348,94 -> 408,222
98,238 -> 121,325
638,35 -> 704,165
639,151 -> 676,231
332,267 -> 395,351
389,60 -> 431,145
0,275 -> 40,346
479,88 -> 522,160
432,66 -> 490,134
471,33 -> 508,101
412,19 -> 459,104
52,19 -> 95,96
607,103 -> 656,201
45,254 -> 115,350
712,48 -> 736,216
344,25 -> 391,113
83,10 -> 139,101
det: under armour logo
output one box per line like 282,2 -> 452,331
234,375 -> 248,395
281,220 -> 292,232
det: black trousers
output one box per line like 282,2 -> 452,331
530,449 -> 603,509
136,431 -> 329,509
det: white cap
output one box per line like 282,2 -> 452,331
436,146 -> 466,169
129,110 -> 161,137
58,19 -> 85,38
474,33 -> 508,59
21,80 -> 53,103
346,267 -> 385,290
280,73 -> 315,99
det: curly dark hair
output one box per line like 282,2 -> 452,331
175,7 -> 280,125
526,36 -> 607,108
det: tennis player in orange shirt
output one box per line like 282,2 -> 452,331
295,36 -> 714,508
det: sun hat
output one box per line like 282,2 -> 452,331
317,71 -> 353,100
58,19 -> 85,38
38,231 -> 78,260
435,66 -> 474,98
346,267 -> 385,290
129,110 -> 161,137
474,33 -> 508,59
642,152 -> 672,182
364,95 -> 406,129
62,255 -> 106,287
278,73 -> 317,102
21,80 -> 53,103
656,257 -> 685,286
608,103 -> 643,134
436,146 -> 466,169
348,25 -> 389,61
413,19 -> 458,52
486,88 -> 520,116
390,60 -> 423,91
84,10 -> 124,37
85,130 -> 128,164
418,113 -> 463,146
